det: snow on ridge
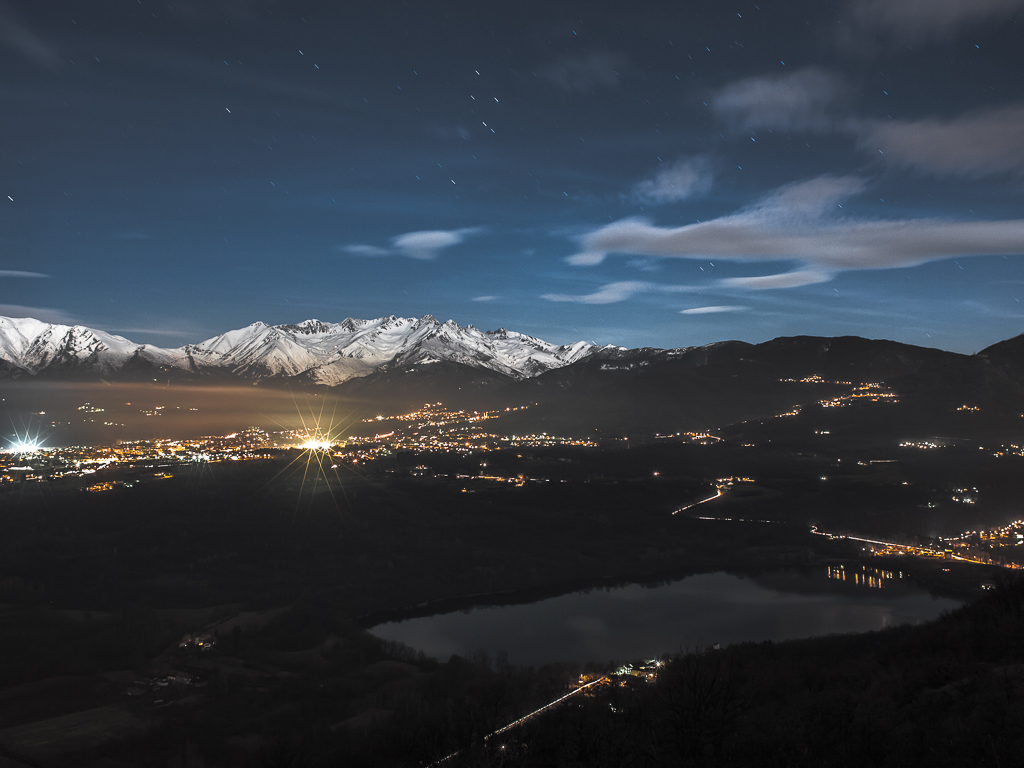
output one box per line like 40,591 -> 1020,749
0,314 -> 613,383
0,315 -> 183,375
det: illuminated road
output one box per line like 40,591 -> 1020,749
810,526 -> 898,549
428,676 -> 609,766
810,525 -> 944,557
486,676 -> 608,740
810,526 -> 1023,569
672,487 -> 724,515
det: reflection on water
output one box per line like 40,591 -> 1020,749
371,571 -> 961,666
828,564 -> 902,589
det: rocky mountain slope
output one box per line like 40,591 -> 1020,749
2,315 -> 1021,434
0,315 -> 618,384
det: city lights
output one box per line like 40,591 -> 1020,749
6,438 -> 41,453
299,436 -> 332,452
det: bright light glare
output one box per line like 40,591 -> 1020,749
6,438 -> 41,453
299,437 -> 331,452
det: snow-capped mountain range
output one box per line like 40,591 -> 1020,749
0,315 -> 622,385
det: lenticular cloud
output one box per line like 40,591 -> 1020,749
567,176 -> 1024,278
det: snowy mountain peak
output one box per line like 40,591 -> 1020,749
278,319 -> 334,336
0,316 -> 189,376
0,314 -> 611,385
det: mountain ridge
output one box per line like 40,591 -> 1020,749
0,317 -> 1020,421
2,315 -> 1022,442
0,315 -> 623,385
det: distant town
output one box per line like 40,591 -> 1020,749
0,402 -> 600,489
4,395 -> 1023,578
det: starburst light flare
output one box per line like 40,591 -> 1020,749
299,435 -> 332,452
259,392 -> 364,518
6,437 -> 42,454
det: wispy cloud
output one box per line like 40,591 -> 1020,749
0,270 -> 48,278
625,258 -> 660,271
343,227 -> 482,260
472,295 -> 498,302
426,124 -> 473,141
543,281 -> 696,305
632,156 -> 714,204
0,3 -> 61,69
748,175 -> 868,219
341,244 -> 390,257
680,305 -> 747,314
844,0 -> 1024,44
960,299 -> 1024,321
104,326 -> 203,338
713,69 -> 1024,178
711,68 -> 850,133
718,270 -> 833,290
538,52 -> 631,93
566,251 -> 609,266
856,104 -> 1024,176
563,175 -> 1024,287
392,230 -> 467,260
574,215 -> 1024,271
0,304 -> 75,324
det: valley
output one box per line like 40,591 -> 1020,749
1,319 -> 1022,766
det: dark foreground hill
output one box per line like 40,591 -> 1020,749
495,334 -> 1024,436
331,576 -> 1024,768
979,331 -> 1024,381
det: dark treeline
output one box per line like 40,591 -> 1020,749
280,578 -> 1024,768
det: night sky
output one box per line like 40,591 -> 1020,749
2,0 -> 1023,352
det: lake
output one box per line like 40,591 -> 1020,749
370,568 -> 962,666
